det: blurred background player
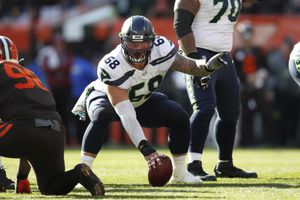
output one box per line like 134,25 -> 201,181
233,21 -> 269,146
173,0 -> 259,181
0,35 -> 104,196
72,15 -> 226,184
289,42 -> 300,86
266,36 -> 300,146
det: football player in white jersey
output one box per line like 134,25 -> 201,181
174,0 -> 260,181
289,42 -> 300,86
72,15 -> 227,184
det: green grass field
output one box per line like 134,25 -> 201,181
1,147 -> 300,200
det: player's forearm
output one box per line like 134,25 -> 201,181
178,33 -> 197,57
114,100 -> 147,147
171,54 -> 210,77
106,86 -> 147,147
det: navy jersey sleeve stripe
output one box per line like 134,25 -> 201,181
103,70 -> 135,86
150,47 -> 177,66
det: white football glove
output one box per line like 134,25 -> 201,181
204,52 -> 228,72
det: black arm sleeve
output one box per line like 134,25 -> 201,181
173,9 -> 195,39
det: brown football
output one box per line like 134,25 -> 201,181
148,155 -> 173,187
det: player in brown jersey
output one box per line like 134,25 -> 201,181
0,35 -> 104,196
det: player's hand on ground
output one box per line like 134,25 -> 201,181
145,152 -> 164,170
204,52 -> 228,72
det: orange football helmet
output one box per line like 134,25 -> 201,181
0,36 -> 18,64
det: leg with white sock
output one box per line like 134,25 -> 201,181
77,95 -> 115,187
170,154 -> 202,183
149,98 -> 202,184
81,152 -> 96,168
187,109 -> 217,181
80,92 -> 116,168
80,121 -> 106,168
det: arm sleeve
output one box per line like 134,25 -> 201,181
173,9 -> 195,39
114,100 -> 146,147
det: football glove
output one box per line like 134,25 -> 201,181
15,178 -> 31,194
204,52 -> 228,72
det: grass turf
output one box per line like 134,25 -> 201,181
1,148 -> 300,200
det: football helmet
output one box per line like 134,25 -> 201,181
119,15 -> 155,64
289,42 -> 300,86
0,36 -> 18,64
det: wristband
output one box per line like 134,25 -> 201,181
138,140 -> 156,156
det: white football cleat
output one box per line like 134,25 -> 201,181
169,171 -> 203,184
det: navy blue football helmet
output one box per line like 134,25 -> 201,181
119,15 -> 155,63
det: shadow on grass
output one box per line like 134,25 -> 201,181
69,184 -> 219,199
200,182 -> 300,189
104,182 -> 300,190
1,181 -> 298,200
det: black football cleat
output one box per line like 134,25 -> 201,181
188,161 -> 217,181
214,161 -> 258,178
0,167 -> 15,190
75,164 -> 105,196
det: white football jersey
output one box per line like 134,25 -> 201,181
93,36 -> 177,107
192,0 -> 242,52
290,42 -> 300,60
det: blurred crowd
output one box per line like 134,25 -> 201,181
2,0 -> 300,23
233,22 -> 300,147
0,0 -> 300,147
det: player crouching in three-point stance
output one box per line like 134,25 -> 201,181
0,36 -> 104,196
72,15 -> 227,184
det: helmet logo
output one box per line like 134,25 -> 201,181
132,35 -> 144,42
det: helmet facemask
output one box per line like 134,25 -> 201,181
121,38 -> 154,63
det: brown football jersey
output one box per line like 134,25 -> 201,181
0,62 -> 61,121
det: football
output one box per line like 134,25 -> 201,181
148,155 -> 173,187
